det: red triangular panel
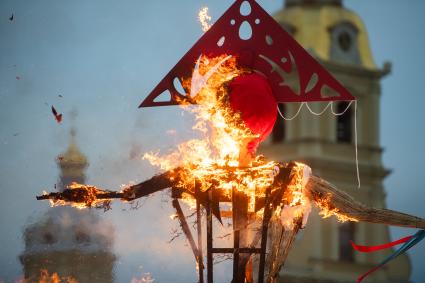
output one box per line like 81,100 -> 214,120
140,0 -> 355,108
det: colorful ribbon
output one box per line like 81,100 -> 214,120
351,230 -> 425,283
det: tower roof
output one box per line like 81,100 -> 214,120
285,0 -> 342,7
57,128 -> 88,169
275,0 -> 376,69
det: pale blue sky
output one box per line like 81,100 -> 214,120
0,0 -> 424,282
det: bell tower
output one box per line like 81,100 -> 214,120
20,128 -> 115,282
260,0 -> 411,282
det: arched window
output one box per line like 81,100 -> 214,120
272,104 -> 285,143
339,222 -> 355,262
336,102 -> 352,143
329,22 -> 361,65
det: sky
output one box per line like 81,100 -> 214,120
0,0 -> 425,282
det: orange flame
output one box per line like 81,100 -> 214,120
143,55 -> 279,215
46,182 -> 113,209
16,270 -> 78,283
315,193 -> 358,222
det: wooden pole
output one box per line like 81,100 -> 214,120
196,188 -> 205,283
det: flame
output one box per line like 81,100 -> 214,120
47,182 -> 113,209
198,7 -> 212,32
143,55 -> 279,215
315,193 -> 358,222
15,270 -> 78,283
278,162 -> 312,230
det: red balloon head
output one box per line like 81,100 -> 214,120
229,73 -> 277,154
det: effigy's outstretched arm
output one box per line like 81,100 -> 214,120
305,175 -> 425,229
36,169 -> 181,205
36,164 -> 425,231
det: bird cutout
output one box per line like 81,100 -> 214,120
51,106 -> 63,123
15,76 -> 20,80
140,0 -> 355,108
9,14 -> 13,21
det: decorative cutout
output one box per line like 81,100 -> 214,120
239,20 -> 252,40
265,35 -> 273,45
305,73 -> 319,93
259,53 -> 300,96
321,84 -> 341,98
255,18 -> 260,24
217,36 -> 225,47
173,77 -> 186,95
239,1 -> 251,16
140,0 -> 355,107
153,90 -> 172,103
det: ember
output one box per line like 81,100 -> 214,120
198,7 -> 212,32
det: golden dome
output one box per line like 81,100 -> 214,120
274,1 -> 376,69
57,128 -> 88,169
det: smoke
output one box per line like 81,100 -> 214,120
22,207 -> 114,254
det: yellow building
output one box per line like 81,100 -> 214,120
20,129 -> 115,283
260,0 -> 411,282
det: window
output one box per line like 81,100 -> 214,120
329,22 -> 361,65
339,222 -> 355,262
272,104 -> 285,143
336,102 -> 352,143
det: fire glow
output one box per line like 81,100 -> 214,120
15,269 -> 77,283
40,54 -> 358,225
142,55 -> 351,224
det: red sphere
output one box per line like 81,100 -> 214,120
229,73 -> 277,154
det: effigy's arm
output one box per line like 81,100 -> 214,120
36,168 -> 181,205
36,164 -> 425,230
305,175 -> 425,229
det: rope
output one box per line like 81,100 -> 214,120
305,102 -> 332,116
276,100 -> 361,188
277,102 -> 304,121
353,100 -> 360,188
331,100 -> 354,116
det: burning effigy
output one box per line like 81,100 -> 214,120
37,1 -> 425,283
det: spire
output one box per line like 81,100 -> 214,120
285,0 -> 342,7
56,128 -> 88,190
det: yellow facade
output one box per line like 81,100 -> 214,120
259,1 -> 411,282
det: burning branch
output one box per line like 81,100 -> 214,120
306,176 -> 425,229
36,169 -> 181,208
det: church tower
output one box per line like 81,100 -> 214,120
20,129 -> 116,282
259,0 -> 411,282
56,128 -> 88,190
